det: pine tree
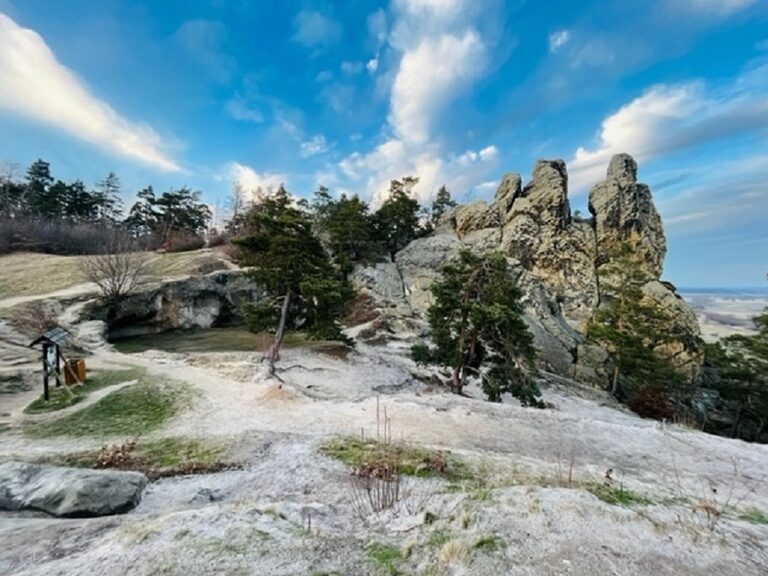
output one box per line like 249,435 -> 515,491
25,159 -> 55,219
235,187 -> 353,376
373,176 -> 422,262
587,243 -> 684,405
412,250 -> 542,406
313,190 -> 379,277
431,185 -> 456,226
94,172 -> 124,224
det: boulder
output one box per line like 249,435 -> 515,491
0,462 -> 147,517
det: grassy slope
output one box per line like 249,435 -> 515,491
25,376 -> 189,438
24,368 -> 145,414
0,249 -> 231,300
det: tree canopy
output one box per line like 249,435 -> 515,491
413,249 -> 542,406
235,187 -> 353,374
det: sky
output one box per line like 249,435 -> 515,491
0,0 -> 766,287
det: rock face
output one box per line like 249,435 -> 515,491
0,462 -> 147,517
353,154 -> 703,387
89,270 -> 262,340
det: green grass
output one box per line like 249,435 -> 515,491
24,368 -> 144,414
585,482 -> 653,507
366,542 -> 404,576
739,507 -> 768,525
320,437 -> 470,481
25,377 -> 187,438
427,528 -> 452,548
111,327 -> 307,354
42,437 -> 232,479
474,534 -> 505,551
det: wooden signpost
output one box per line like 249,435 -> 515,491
28,326 -> 82,401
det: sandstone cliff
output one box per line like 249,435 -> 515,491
354,154 -> 703,387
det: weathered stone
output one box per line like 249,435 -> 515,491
589,153 -> 666,276
453,201 -> 497,237
90,270 -> 262,339
642,280 -> 703,381
0,462 -> 147,517
357,154 -> 702,388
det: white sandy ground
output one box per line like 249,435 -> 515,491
1,331 -> 768,576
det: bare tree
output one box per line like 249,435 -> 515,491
78,234 -> 150,306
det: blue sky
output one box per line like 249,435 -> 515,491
0,0 -> 766,287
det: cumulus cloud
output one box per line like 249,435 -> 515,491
390,31 -> 485,145
457,145 -> 499,166
568,63 -> 768,192
0,13 -> 180,172
291,10 -> 342,50
301,135 -> 329,158
366,57 -> 380,74
549,30 -> 570,52
226,161 -> 286,201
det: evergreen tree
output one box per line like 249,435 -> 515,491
0,163 -> 26,218
705,304 -> 768,441
125,186 -> 211,243
587,243 -> 684,405
373,176 -> 422,262
94,172 -> 124,224
431,185 -> 457,226
25,159 -> 55,219
235,187 -> 353,375
412,249 -> 542,406
313,189 -> 379,276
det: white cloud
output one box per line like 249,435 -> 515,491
226,162 -> 286,201
225,96 -> 263,123
675,0 -> 758,15
291,10 -> 341,49
367,8 -> 388,44
0,13 -> 180,171
341,61 -> 364,75
366,57 -> 380,74
301,135 -> 329,158
457,145 -> 499,166
549,30 -> 570,52
568,63 -> 768,192
390,30 -> 485,145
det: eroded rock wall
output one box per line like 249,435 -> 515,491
354,153 -> 703,386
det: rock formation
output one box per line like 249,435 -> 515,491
0,462 -> 147,517
354,154 -> 703,387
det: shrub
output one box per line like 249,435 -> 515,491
628,386 -> 676,420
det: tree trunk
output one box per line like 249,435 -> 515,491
610,364 -> 620,397
451,365 -> 462,395
264,289 -> 291,377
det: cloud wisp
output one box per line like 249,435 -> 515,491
568,62 -> 768,192
0,13 -> 180,172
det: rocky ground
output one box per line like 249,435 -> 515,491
1,326 -> 767,575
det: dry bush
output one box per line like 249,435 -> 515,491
96,437 -> 140,469
628,386 -> 676,420
78,234 -> 150,306
165,232 -> 205,253
9,300 -> 59,337
0,217 -> 109,255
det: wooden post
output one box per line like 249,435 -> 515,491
54,344 -> 61,387
42,342 -> 49,401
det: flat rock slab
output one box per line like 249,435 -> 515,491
0,461 -> 147,517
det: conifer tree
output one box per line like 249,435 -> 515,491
373,176 -> 422,262
431,185 -> 456,226
587,243 -> 684,403
235,187 -> 353,376
412,250 -> 542,406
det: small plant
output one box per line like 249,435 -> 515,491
474,534 -> 505,551
585,473 -> 653,507
427,528 -> 452,548
366,542 -> 404,576
739,507 -> 768,525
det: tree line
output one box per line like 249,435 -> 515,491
0,159 -> 211,254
